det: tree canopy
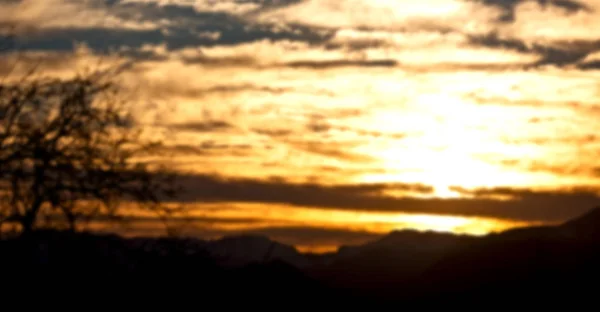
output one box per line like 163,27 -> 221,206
0,68 -> 183,235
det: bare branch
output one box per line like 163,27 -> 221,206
0,65 -> 185,236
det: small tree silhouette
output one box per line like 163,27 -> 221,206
0,67 -> 183,235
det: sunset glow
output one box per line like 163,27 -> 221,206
2,0 -> 600,251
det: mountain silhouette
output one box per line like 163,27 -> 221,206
203,234 -> 312,267
559,205 -> 600,238
413,206 -> 600,305
307,230 -> 475,298
4,206 -> 600,306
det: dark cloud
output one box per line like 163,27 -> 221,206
306,119 -> 331,133
243,0 -> 306,13
154,144 -> 207,156
102,218 -> 381,249
536,45 -> 597,67
171,174 -> 600,222
304,109 -> 364,120
169,120 -> 233,132
286,140 -> 375,162
8,0 -> 333,56
299,111 -> 406,140
178,54 -> 257,67
333,182 -> 435,194
324,36 -> 391,52
181,55 -> 397,70
150,83 -> 293,99
469,33 -> 600,68
231,226 -> 381,248
480,0 -> 589,21
304,116 -> 407,140
149,141 -> 256,157
175,173 -> 436,201
579,60 -> 600,70
14,28 -> 164,53
199,141 -> 253,151
200,84 -> 291,95
284,59 -> 398,69
92,214 -> 267,225
183,55 -> 526,71
253,128 -> 294,137
4,0 -> 598,72
469,33 -> 530,53
449,185 -> 599,200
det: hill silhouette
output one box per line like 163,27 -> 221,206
415,206 -> 600,305
560,205 -> 600,238
3,206 -> 600,306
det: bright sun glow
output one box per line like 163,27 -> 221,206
104,202 -> 535,253
5,0 -> 600,254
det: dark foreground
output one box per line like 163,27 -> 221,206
3,207 -> 600,307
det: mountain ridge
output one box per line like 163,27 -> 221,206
4,206 -> 600,305
119,205 -> 600,269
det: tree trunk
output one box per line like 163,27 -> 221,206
20,199 -> 42,237
20,221 -> 34,237
21,155 -> 47,237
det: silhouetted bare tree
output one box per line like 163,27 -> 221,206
0,67 -> 183,235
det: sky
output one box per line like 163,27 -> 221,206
1,0 -> 600,251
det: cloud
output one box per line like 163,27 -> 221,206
579,50 -> 600,69
498,0 -> 600,43
0,0 -> 162,35
3,0 -> 598,71
0,44 -> 127,79
198,141 -> 253,151
174,173 -> 437,202
120,0 -> 305,15
175,35 -> 540,70
482,0 -> 589,21
199,84 -> 291,95
252,0 -> 599,68
449,185 -> 599,199
286,141 -> 376,163
169,120 -> 234,132
579,60 -> 600,69
581,50 -> 600,63
492,159 -> 600,179
284,59 -> 398,69
2,0 -> 599,225
91,216 -> 383,251
229,226 -> 381,250
468,32 -> 600,67
178,39 -> 346,67
257,0 -> 500,34
3,0 -> 566,71
252,128 -> 294,137
167,174 -> 600,222
152,144 -> 207,156
3,0 -> 332,54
